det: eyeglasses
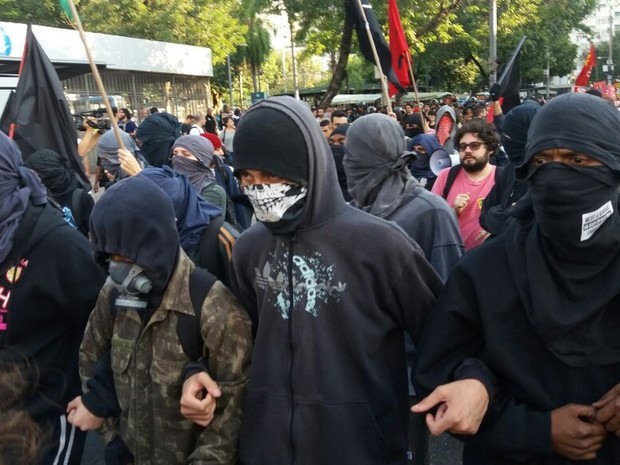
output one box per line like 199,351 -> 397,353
458,141 -> 485,152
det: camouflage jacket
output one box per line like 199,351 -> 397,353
80,250 -> 252,465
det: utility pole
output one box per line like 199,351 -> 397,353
289,18 -> 300,100
608,0 -> 615,86
489,0 -> 497,86
226,54 -> 233,107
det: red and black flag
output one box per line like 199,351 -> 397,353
388,0 -> 412,96
3,24 -> 89,188
495,35 -> 526,114
345,0 -> 406,94
574,43 -> 596,88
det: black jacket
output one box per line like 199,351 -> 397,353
0,202 -> 105,421
415,234 -> 620,465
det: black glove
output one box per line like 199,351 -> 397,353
489,83 -> 501,102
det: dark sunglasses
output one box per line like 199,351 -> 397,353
458,141 -> 485,152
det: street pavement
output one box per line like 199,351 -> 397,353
81,431 -> 464,464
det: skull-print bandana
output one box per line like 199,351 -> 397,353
243,183 -> 307,223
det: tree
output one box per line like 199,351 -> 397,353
245,19 -> 272,92
0,0 -> 248,65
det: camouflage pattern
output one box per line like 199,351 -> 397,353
80,250 -> 253,465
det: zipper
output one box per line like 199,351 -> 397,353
287,235 -> 297,465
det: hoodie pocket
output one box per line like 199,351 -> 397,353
295,401 -> 404,465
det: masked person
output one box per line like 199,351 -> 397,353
68,175 -> 252,465
181,96 -> 442,465
407,134 -> 442,191
0,132 -> 105,465
413,92 -> 620,464
344,113 -> 464,465
328,123 -> 351,202
480,100 -> 541,236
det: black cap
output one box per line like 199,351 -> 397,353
234,104 -> 309,184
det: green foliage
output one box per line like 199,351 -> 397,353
592,34 -> 620,84
0,0 -> 248,65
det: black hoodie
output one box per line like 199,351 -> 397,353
0,202 -> 105,421
231,97 -> 442,465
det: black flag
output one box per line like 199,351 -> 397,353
4,24 -> 89,188
497,36 -> 526,114
345,0 -> 406,94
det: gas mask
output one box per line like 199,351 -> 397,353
108,261 -> 154,295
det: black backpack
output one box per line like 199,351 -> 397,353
197,216 -> 239,288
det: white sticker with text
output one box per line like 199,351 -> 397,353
581,200 -> 614,242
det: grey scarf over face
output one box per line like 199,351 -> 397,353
343,113 -> 419,218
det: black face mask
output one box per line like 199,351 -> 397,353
501,134 -> 525,166
529,163 -> 618,253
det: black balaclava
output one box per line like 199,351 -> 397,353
500,100 -> 541,166
136,112 -> 181,167
402,113 -> 424,138
89,176 -> 180,297
329,124 -> 351,202
506,92 -> 620,367
25,149 -> 81,203
235,108 -> 309,184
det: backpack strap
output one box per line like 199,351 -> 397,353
71,188 -> 84,228
198,216 -> 225,275
442,165 -> 462,200
178,267 -> 218,361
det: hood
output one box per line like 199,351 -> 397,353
0,132 -> 47,264
25,149 -> 81,202
136,112 -> 181,167
518,92 -> 620,180
234,97 -> 346,233
435,105 -> 457,153
344,113 -> 419,218
501,100 -> 541,167
89,175 -> 179,293
138,166 -> 221,257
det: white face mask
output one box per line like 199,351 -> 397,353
242,183 -> 307,222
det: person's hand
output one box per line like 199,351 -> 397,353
180,372 -> 222,427
551,404 -> 607,460
411,379 -> 489,436
93,182 -> 99,193
66,396 -> 104,431
118,148 -> 142,176
453,193 -> 470,216
475,229 -> 491,242
593,383 -> 620,436
489,83 -> 501,102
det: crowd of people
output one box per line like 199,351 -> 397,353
1,88 -> 620,465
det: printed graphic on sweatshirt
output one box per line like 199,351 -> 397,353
255,251 -> 347,319
1,259 -> 29,331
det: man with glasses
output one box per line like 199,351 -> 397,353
431,119 -> 500,251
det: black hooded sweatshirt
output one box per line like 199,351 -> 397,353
416,93 -> 620,465
230,97 -> 442,465
0,202 -> 105,421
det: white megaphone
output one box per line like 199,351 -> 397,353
429,149 -> 457,175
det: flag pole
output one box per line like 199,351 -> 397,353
8,27 -> 30,139
355,0 -> 392,113
404,52 -> 429,132
64,0 -> 126,151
